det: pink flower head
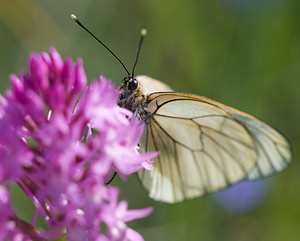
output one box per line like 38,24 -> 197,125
0,48 -> 158,240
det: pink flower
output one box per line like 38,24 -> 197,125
0,48 -> 158,240
101,188 -> 153,241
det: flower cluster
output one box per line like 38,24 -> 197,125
0,48 -> 157,241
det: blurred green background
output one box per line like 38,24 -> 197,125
1,0 -> 299,240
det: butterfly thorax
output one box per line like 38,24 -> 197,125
118,77 -> 151,122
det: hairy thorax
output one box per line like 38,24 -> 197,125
118,83 -> 151,123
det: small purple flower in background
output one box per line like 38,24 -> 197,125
0,47 -> 157,241
212,179 -> 270,214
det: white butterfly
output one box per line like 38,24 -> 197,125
119,75 -> 292,203
71,14 -> 292,203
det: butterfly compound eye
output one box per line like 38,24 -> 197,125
128,79 -> 139,91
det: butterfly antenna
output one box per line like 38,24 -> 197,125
71,14 -> 130,76
131,29 -> 147,78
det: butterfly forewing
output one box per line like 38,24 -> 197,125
224,110 -> 292,179
138,93 -> 258,203
135,76 -> 291,203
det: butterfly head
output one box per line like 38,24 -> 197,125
122,76 -> 139,92
119,76 -> 141,106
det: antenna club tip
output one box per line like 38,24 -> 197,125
71,14 -> 78,21
140,28 -> 147,37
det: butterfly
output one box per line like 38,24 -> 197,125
118,75 -> 292,203
72,14 -> 292,203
